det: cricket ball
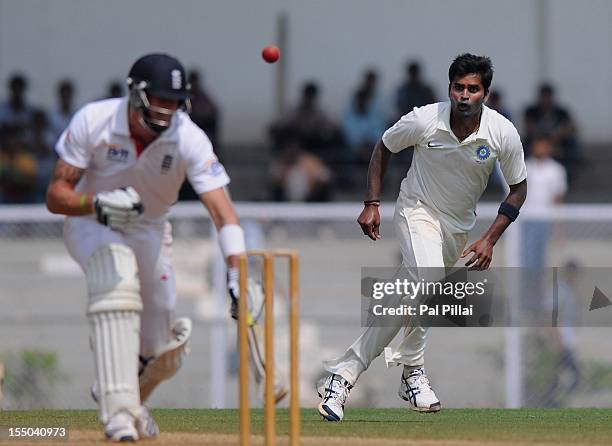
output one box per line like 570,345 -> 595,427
262,45 -> 280,63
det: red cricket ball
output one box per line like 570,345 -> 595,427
262,45 -> 280,63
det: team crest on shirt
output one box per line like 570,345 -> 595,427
106,145 -> 129,163
161,154 -> 173,173
475,145 -> 491,162
203,159 -> 225,176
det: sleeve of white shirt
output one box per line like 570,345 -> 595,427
499,125 -> 527,186
382,108 -> 426,153
54,106 -> 92,168
184,127 -> 230,194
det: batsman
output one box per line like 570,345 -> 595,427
46,53 -> 276,442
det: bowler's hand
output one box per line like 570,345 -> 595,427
358,205 -> 381,241
461,237 -> 494,270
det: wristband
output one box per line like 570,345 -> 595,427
79,194 -> 89,212
364,200 -> 380,207
218,224 -> 246,257
498,202 -> 520,222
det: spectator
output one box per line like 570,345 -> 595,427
523,135 -> 568,211
188,70 -> 220,149
358,69 -> 383,115
270,82 -> 343,164
342,88 -> 386,165
521,135 -> 567,309
106,80 -> 124,98
26,109 -> 56,200
269,140 -> 332,202
486,89 -> 512,121
395,61 -> 436,119
524,83 -> 580,182
0,126 -> 38,203
49,79 -> 76,143
0,73 -> 35,132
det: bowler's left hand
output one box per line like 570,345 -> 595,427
461,237 -> 494,270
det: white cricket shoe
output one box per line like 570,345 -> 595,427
104,410 -> 139,442
134,406 -> 159,438
317,374 -> 353,422
398,368 -> 441,413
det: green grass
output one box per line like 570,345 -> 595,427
1,408 -> 611,443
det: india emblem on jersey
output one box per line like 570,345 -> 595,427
475,145 -> 491,161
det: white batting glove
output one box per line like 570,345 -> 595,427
227,267 -> 264,324
93,186 -> 144,231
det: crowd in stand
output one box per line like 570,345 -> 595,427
270,61 -> 580,202
0,61 -> 581,204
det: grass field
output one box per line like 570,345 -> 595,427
1,408 -> 611,445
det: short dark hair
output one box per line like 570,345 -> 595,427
8,73 -> 27,90
303,82 -> 318,97
539,83 -> 554,96
407,61 -> 421,76
448,54 -> 493,92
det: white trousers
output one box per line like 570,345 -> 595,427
64,217 -> 176,358
323,200 -> 468,385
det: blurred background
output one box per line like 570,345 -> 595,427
1,0 -> 612,411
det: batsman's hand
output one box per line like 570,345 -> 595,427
227,267 -> 264,324
358,204 -> 381,240
94,186 -> 144,231
461,237 -> 494,270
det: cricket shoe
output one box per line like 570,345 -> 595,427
317,374 -> 353,421
134,406 -> 159,438
104,410 -> 139,442
398,367 -> 441,413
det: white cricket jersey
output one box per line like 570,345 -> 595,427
383,102 -> 527,233
55,98 -> 229,223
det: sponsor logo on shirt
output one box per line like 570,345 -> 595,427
161,154 -> 173,173
106,146 -> 129,163
427,141 -> 443,148
475,145 -> 491,162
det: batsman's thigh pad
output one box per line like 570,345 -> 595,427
87,244 -> 143,313
139,317 -> 192,402
86,244 -> 142,423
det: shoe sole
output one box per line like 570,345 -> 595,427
318,402 -> 342,421
105,431 -> 138,442
399,394 -> 442,413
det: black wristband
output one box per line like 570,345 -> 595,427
498,202 -> 520,222
364,200 -> 380,207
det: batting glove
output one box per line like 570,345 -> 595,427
227,267 -> 264,324
93,186 -> 144,231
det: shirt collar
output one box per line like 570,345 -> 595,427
110,97 -> 180,142
474,105 -> 491,141
110,97 -> 130,137
437,101 -> 490,142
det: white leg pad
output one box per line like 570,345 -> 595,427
86,244 -> 142,424
139,317 -> 192,402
